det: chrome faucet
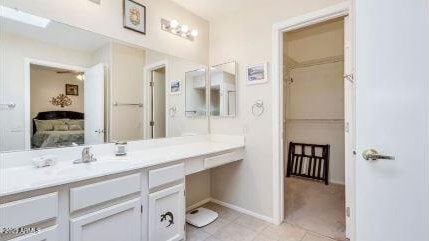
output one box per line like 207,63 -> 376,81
73,147 -> 97,164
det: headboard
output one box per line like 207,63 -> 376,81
33,111 -> 84,134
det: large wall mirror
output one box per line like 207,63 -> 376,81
210,61 -> 237,117
0,8 -> 209,152
185,68 -> 207,117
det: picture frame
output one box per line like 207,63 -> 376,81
123,0 -> 146,35
170,80 -> 181,95
65,84 -> 79,96
246,62 -> 268,85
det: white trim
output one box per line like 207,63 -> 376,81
24,58 -> 87,150
271,1 -> 353,236
143,60 -> 169,139
210,198 -> 274,223
186,198 -> 212,212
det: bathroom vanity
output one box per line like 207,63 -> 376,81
0,7 -> 243,241
0,135 -> 244,241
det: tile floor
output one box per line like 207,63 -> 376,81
186,202 -> 342,241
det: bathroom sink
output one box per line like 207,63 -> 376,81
54,160 -> 130,177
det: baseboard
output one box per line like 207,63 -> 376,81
330,180 -> 345,186
210,198 -> 274,224
186,198 -> 212,212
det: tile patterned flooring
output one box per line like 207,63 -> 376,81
186,202 -> 342,241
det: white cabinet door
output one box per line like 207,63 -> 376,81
70,198 -> 141,241
10,226 -> 58,241
84,63 -> 105,145
149,184 -> 185,241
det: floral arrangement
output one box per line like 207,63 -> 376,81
49,94 -> 72,108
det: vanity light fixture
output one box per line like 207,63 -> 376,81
0,6 -> 51,28
161,18 -> 198,41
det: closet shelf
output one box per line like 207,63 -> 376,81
285,118 -> 345,123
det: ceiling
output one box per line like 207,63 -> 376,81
3,17 -> 111,52
171,0 -> 249,21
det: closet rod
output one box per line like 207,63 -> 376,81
286,118 -> 345,122
113,101 -> 143,107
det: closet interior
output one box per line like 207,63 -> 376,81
283,18 -> 346,240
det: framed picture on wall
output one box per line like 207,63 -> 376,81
123,0 -> 146,34
65,84 -> 79,96
170,80 -> 181,95
246,62 -> 268,85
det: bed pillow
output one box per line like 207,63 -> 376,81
53,124 -> 69,131
67,120 -> 84,130
34,119 -> 54,132
68,124 -> 83,131
50,119 -> 69,126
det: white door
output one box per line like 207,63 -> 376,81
148,184 -> 185,241
70,198 -> 141,241
84,63 -> 105,144
152,69 -> 166,138
355,1 -> 429,241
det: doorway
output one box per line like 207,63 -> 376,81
25,60 -> 106,149
283,18 -> 346,240
144,62 -> 167,139
271,2 -> 354,241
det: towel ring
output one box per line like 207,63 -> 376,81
251,100 -> 264,117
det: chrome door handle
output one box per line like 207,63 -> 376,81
362,149 -> 395,161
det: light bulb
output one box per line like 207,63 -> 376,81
180,25 -> 189,33
191,29 -> 199,37
170,19 -> 179,29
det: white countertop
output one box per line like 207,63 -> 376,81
0,136 -> 244,197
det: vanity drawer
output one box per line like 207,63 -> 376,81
70,174 -> 141,212
0,193 -> 58,228
185,157 -> 204,175
9,226 -> 58,241
204,150 -> 244,169
148,163 -> 184,190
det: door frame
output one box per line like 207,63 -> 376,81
271,1 -> 355,239
24,58 -> 87,150
143,60 -> 169,139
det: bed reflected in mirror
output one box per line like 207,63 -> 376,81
0,9 -> 209,152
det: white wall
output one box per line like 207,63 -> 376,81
110,43 -> 146,141
30,68 -> 84,118
1,33 -> 93,151
186,170 -> 211,208
3,0 -> 209,64
209,0 -> 346,219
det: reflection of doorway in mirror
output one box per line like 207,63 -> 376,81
27,60 -> 105,149
227,91 -> 237,116
149,66 -> 167,139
